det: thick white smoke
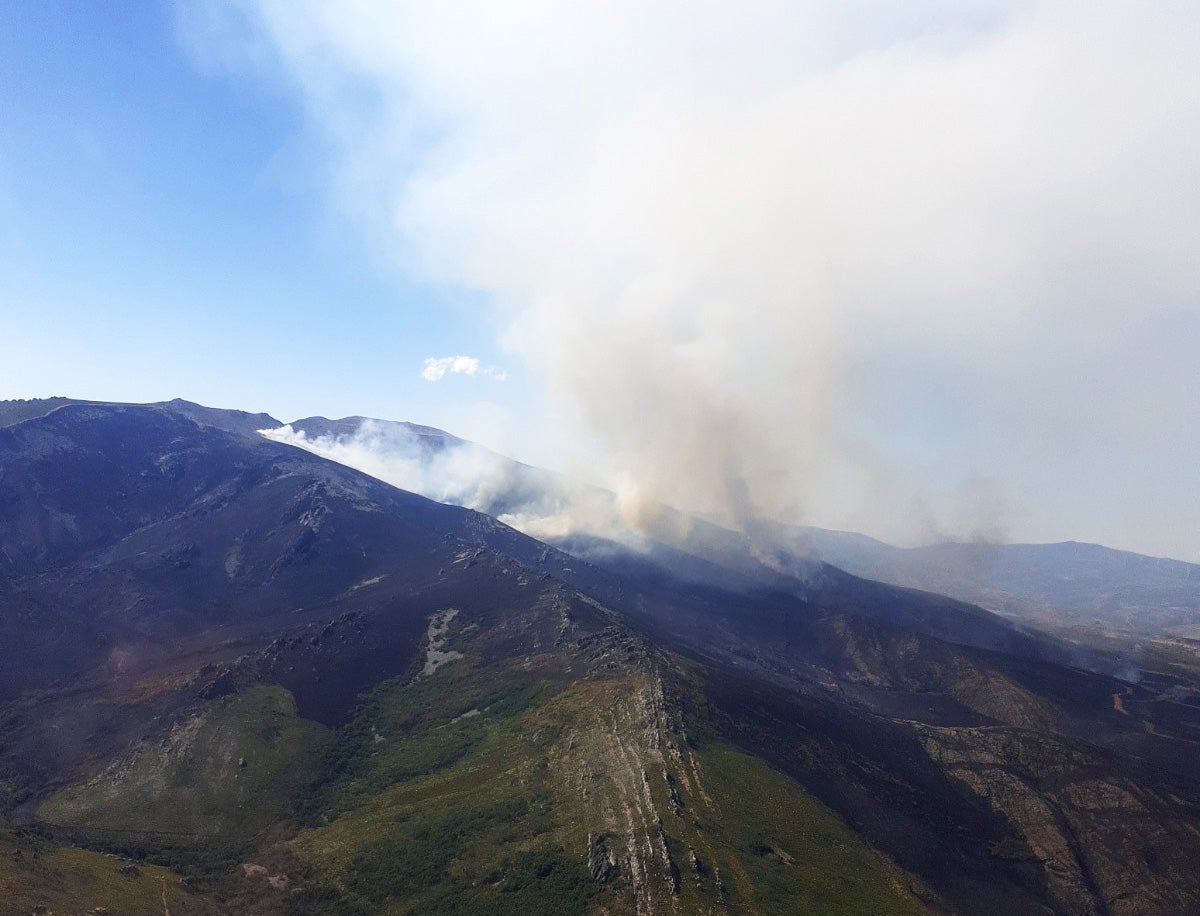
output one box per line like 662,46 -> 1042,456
205,1 -> 1200,557
260,420 -> 631,542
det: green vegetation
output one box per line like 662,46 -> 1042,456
23,628 -> 928,914
694,744 -> 928,915
277,654 -> 592,914
38,685 -> 329,860
0,824 -> 220,915
347,796 -> 531,898
288,777 -> 589,914
308,656 -> 543,815
281,647 -> 928,915
338,792 -> 590,915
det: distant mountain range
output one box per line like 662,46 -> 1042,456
797,529 -> 1200,637
2,397 -> 1200,914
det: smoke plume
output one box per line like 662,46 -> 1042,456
260,420 -> 631,542
203,1 -> 1200,557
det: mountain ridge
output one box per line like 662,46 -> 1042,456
267,410 -> 1200,639
4,399 -> 1200,913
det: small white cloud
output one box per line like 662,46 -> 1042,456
421,355 -> 507,382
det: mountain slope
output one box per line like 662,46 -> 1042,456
3,401 -> 1200,914
264,414 -> 1077,666
264,412 -> 1200,644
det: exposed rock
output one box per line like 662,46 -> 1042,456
656,827 -> 681,896
197,668 -> 235,700
422,608 -> 465,676
587,831 -> 618,884
918,723 -> 1200,916
663,768 -> 683,816
243,861 -> 291,889
688,846 -> 705,882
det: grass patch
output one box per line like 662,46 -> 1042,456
0,824 -> 220,914
422,843 -> 590,915
281,660 -> 589,913
696,744 -> 928,915
38,685 -> 329,861
307,660 -> 544,817
346,795 -> 531,899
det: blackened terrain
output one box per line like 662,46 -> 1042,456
0,400 -> 1199,915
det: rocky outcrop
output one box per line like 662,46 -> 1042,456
588,831 -> 619,884
918,724 -> 1200,915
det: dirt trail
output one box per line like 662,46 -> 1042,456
161,878 -> 172,916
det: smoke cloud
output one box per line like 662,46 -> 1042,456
259,419 -> 630,543
206,1 -> 1200,558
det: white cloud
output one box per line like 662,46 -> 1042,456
215,1 -> 1200,558
421,355 -> 506,382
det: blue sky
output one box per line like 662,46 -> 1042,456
0,2 -> 517,433
2,2 -> 1197,560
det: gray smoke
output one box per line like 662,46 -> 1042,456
260,420 -> 636,543
200,1 -> 1200,558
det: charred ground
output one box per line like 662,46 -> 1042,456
1,400 -> 1199,914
